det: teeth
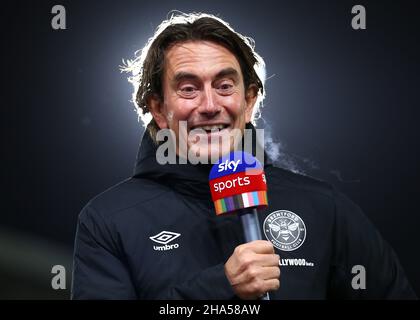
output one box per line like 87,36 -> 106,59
194,124 -> 226,131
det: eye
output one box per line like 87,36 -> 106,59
178,85 -> 199,98
220,83 -> 232,90
216,80 -> 235,95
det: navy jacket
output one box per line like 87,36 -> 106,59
71,130 -> 416,299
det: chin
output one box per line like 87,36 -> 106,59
186,143 -> 233,164
185,127 -> 244,164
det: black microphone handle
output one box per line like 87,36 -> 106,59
238,208 -> 270,301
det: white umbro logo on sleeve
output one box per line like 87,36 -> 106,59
149,231 -> 181,251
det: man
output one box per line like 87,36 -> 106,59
71,12 -> 416,299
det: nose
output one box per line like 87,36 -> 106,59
198,86 -> 221,117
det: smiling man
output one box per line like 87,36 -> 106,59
71,12 -> 416,300
149,40 -> 257,162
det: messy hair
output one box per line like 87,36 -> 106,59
122,12 -> 266,141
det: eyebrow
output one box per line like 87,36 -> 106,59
214,67 -> 240,81
172,67 -> 240,85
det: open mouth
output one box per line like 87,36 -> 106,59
190,124 -> 230,133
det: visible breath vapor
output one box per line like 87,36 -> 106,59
261,119 -> 360,184
262,120 -> 306,175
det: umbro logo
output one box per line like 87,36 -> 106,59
149,231 -> 181,251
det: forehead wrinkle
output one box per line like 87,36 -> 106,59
164,41 -> 243,86
171,67 -> 240,86
165,42 -> 202,70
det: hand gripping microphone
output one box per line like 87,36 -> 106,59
209,151 -> 270,300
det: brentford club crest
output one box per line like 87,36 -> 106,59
263,210 -> 306,251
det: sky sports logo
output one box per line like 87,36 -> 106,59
209,151 -> 268,215
213,176 -> 251,193
210,155 -> 266,196
213,157 -> 265,193
217,159 -> 240,172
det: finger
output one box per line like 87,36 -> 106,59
245,240 -> 275,254
261,266 -> 281,280
254,253 -> 280,267
263,278 -> 280,293
242,265 -> 280,284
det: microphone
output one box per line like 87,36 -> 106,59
209,151 -> 270,300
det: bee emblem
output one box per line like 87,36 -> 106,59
268,220 -> 299,241
263,210 -> 306,251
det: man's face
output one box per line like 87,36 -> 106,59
149,40 -> 257,161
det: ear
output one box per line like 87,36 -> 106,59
147,94 -> 168,129
244,84 -> 258,123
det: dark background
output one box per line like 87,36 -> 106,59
1,0 -> 419,299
